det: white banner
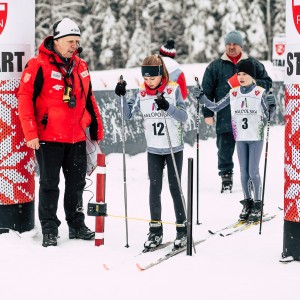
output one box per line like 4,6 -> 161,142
285,0 -> 300,83
285,44 -> 300,83
0,0 -> 35,79
286,0 -> 300,41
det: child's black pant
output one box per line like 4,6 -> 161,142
147,151 -> 186,229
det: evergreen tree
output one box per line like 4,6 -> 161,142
81,0 -> 110,69
214,0 -> 249,54
246,0 -> 268,59
183,0 -> 218,63
35,0 -> 52,50
126,20 -> 149,68
35,0 -> 277,69
272,0 -> 285,35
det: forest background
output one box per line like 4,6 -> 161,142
35,0 -> 285,71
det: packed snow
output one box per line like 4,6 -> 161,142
1,125 -> 296,300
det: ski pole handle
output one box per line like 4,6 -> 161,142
193,77 -> 204,101
156,90 -> 163,101
119,75 -> 125,108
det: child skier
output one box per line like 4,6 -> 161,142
193,59 -> 276,222
115,54 -> 188,250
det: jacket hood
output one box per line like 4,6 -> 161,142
38,36 -> 79,63
39,36 -> 55,55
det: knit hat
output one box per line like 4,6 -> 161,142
53,18 -> 81,40
159,38 -> 176,58
236,60 -> 256,79
224,30 -> 243,48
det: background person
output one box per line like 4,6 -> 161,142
159,38 -> 188,100
201,30 -> 272,193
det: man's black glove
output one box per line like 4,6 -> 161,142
115,81 -> 127,96
266,93 -> 276,107
154,92 -> 169,111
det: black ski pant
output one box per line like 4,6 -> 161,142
35,141 -> 87,235
216,131 -> 235,176
147,151 -> 186,231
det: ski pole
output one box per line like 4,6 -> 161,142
195,77 -> 201,225
157,91 -> 196,253
259,94 -> 272,234
120,75 -> 129,247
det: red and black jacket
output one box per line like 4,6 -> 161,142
18,36 -> 104,143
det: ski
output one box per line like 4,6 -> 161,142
208,213 -> 269,236
136,214 -> 277,271
136,239 -> 205,271
219,215 -> 276,237
208,219 -> 246,235
103,241 -> 173,270
279,256 -> 295,264
142,241 -> 173,253
135,219 -> 248,272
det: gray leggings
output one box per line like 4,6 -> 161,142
236,140 -> 264,201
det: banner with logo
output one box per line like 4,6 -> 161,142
272,34 -> 285,69
0,0 -> 35,79
285,0 -> 300,83
0,0 -> 35,211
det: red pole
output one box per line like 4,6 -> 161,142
95,153 -> 106,246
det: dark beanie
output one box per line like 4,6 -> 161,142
236,60 -> 256,79
159,38 -> 176,58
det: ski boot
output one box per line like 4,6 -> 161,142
239,199 -> 253,221
248,201 -> 262,222
221,172 -> 233,193
42,233 -> 58,247
69,226 -> 95,240
173,222 -> 187,250
144,222 -> 163,252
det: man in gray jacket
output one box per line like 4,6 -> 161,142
201,30 -> 272,193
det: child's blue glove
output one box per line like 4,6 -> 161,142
193,85 -> 204,99
266,93 -> 276,107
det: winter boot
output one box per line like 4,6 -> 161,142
239,199 -> 253,221
42,233 -> 58,247
144,222 -> 163,251
69,226 -> 95,240
248,201 -> 262,222
173,222 -> 187,249
221,172 -> 233,193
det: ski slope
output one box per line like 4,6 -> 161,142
1,125 -> 295,300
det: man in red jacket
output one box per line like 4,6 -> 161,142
18,18 -> 104,247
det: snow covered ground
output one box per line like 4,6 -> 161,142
1,125 -> 295,300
